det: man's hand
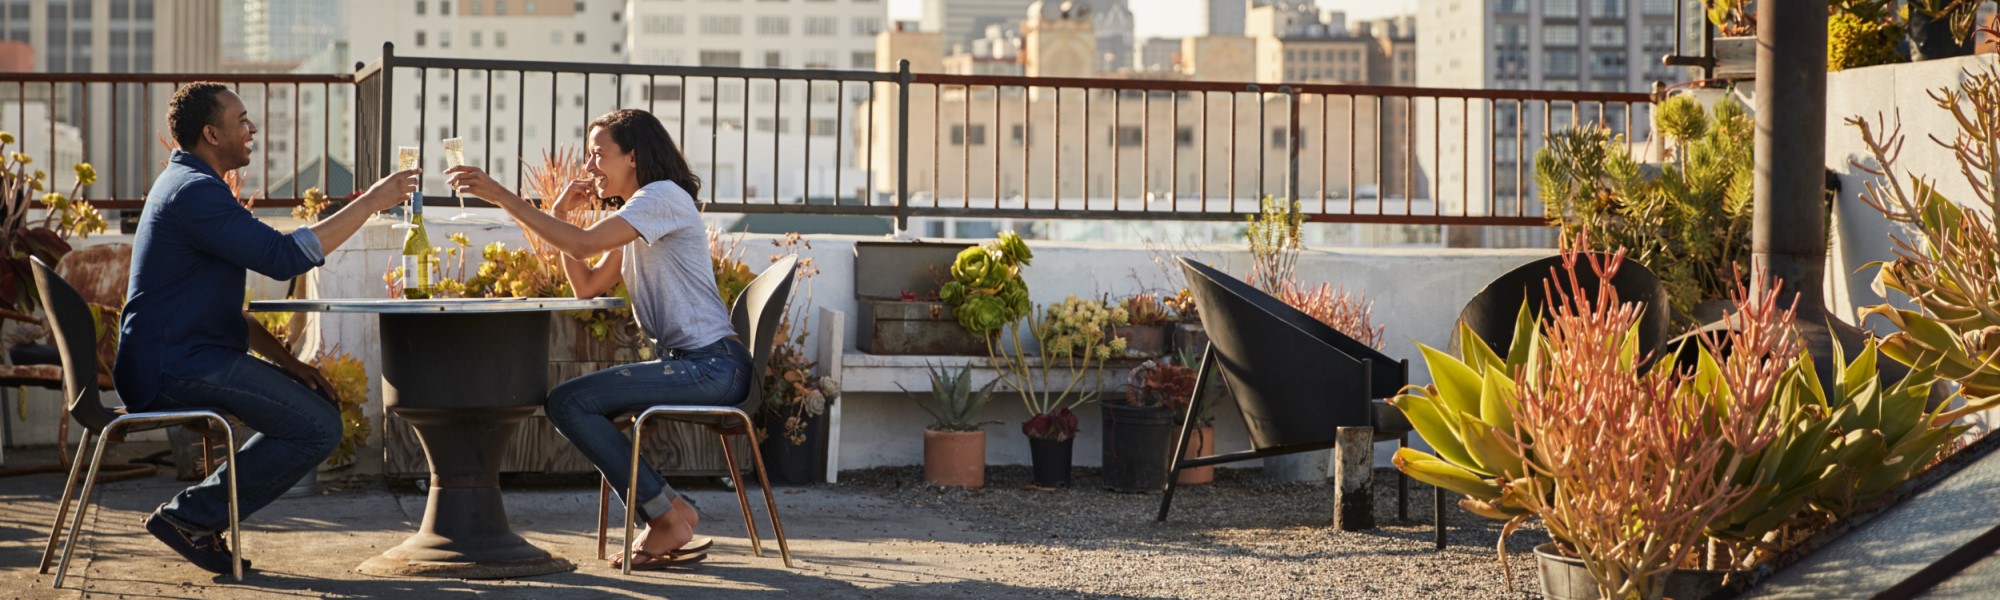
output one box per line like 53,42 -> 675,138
355,168 -> 422,212
281,358 -> 342,407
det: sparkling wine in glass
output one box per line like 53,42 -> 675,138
442,137 -> 477,222
393,146 -> 421,229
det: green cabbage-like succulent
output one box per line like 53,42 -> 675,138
994,230 -> 1033,267
942,232 -> 1035,335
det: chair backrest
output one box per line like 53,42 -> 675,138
31,257 -> 116,432
1456,253 -> 1671,364
731,255 -> 798,411
1181,258 -> 1395,450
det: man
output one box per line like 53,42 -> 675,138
117,82 -> 418,575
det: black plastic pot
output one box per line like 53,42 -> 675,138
1533,543 -> 1741,600
1100,403 -> 1178,493
1028,436 -> 1074,488
758,409 -> 826,486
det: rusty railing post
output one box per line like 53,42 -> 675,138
895,59 -> 913,234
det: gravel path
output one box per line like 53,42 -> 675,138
838,465 -> 1552,599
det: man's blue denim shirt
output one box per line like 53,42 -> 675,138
114,150 -> 324,409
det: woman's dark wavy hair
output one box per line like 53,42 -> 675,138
589,109 -> 701,201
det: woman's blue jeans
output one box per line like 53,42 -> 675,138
546,338 -> 751,522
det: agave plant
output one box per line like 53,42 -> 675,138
902,363 -> 1001,432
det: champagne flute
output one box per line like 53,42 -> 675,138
392,146 -> 421,229
441,137 -> 479,222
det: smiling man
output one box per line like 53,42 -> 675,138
116,82 -> 419,575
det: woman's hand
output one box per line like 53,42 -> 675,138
550,179 -> 595,215
444,166 -> 520,208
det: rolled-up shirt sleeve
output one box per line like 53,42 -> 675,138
288,227 -> 326,266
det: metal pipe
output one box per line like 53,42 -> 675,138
1753,0 -> 1830,318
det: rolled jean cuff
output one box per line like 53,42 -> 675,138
155,505 -> 217,536
640,489 -> 678,523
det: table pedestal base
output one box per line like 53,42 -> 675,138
356,484 -> 575,578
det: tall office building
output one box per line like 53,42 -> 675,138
0,0 -> 222,200
1205,0 -> 1245,36
1418,0 -> 1685,245
236,0 -> 343,63
920,0 -> 1034,50
628,0 -> 886,202
346,0 -> 628,192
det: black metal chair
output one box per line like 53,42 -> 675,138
1158,259 -> 1413,525
1456,253 -> 1671,365
595,255 -> 798,573
33,257 -> 245,586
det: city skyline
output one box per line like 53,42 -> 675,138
888,0 -> 1418,40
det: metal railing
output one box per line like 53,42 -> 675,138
6,43 -> 1659,230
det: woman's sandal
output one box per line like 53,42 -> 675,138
678,536 -> 713,554
612,549 -> 707,570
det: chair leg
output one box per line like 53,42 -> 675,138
218,416 -> 242,583
1433,484 -> 1447,550
621,414 -> 646,576
53,424 -> 116,589
38,431 -> 96,574
717,431 -> 762,558
737,413 -> 793,568
596,476 -> 610,561
1397,434 -> 1409,522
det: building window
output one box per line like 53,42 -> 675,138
699,50 -> 742,67
575,94 -> 585,107
851,51 -> 875,69
416,31 -> 428,47
575,1 -> 585,11
648,84 -> 682,102
1593,0 -> 1626,19
803,50 -> 835,69
851,16 -> 883,36
1175,127 -> 1193,147
700,15 -> 741,35
764,51 -> 785,68
497,0 -> 507,15
472,31 -> 483,47
1592,51 -> 1626,76
1269,128 -> 1286,149
440,31 -> 452,48
1591,26 -> 1625,46
416,1 -> 427,16
496,31 -> 507,47
1495,0 -> 1525,14
551,30 -> 562,44
758,16 -> 788,35
950,124 -> 986,145
1496,24 -> 1526,46
803,16 -> 836,36
1115,126 -> 1143,147
810,118 -> 837,136
1643,0 -> 1675,15
496,127 -> 508,142
1644,25 -> 1673,48
575,31 -> 585,45
441,1 -> 452,15
1544,25 -> 1578,46
642,15 -> 684,35
1011,124 -> 1029,146
756,118 -> 790,133
1547,50 -> 1579,76
525,1 -> 537,10
1545,0 -> 1578,18
497,94 -> 509,110
469,0 -> 483,15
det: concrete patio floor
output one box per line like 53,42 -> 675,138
2,443 -> 1547,599
0,443 -> 1046,599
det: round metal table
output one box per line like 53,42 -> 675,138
248,297 -> 625,579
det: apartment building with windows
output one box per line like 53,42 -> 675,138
627,0 -> 887,202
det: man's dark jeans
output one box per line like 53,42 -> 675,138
146,353 -> 341,535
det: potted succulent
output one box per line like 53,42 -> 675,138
991,294 -> 1128,488
1104,352 -> 1201,492
754,236 -> 839,486
1700,0 -> 1756,77
1164,287 -> 1207,356
1112,292 -> 1174,358
902,362 -> 1000,488
1394,247 -> 1980,599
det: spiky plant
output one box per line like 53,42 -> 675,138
903,363 -> 1001,432
1275,281 -> 1386,349
1849,64 -> 2000,401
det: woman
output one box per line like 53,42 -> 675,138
446,109 -> 745,570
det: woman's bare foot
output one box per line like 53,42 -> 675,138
670,496 -> 700,530
632,512 -> 693,560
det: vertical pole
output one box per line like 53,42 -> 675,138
895,60 -> 912,233
376,43 -> 397,182
1284,86 -> 1300,210
1333,426 -> 1375,531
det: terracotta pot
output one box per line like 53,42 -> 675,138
1176,426 -> 1216,485
1112,324 -> 1172,358
923,428 -> 987,488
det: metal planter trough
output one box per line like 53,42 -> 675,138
852,240 -> 990,356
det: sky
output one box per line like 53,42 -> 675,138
886,0 -> 1420,40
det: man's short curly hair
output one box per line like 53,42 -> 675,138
168,82 -> 233,150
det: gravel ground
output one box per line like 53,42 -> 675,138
838,465 -> 1552,599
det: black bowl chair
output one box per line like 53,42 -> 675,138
1157,259 -> 1414,525
595,255 -> 798,574
33,257 -> 244,586
1456,253 -> 1672,367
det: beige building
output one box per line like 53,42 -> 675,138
867,17 -> 1389,209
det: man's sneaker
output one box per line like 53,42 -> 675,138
143,513 -> 250,575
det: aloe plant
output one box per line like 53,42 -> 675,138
902,363 -> 1001,432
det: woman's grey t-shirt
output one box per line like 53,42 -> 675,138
614,180 -> 734,351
